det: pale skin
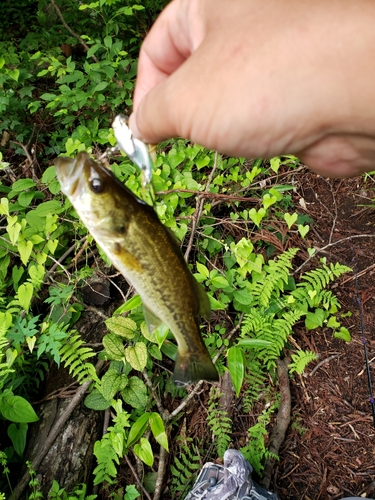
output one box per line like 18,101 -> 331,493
129,0 -> 375,178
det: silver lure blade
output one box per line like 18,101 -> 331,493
112,114 -> 153,185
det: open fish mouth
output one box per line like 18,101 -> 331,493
55,156 -> 82,197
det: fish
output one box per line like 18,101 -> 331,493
54,152 -> 219,387
112,114 -> 153,186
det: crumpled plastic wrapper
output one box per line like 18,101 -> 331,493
185,449 -> 279,500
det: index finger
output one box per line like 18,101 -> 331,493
132,0 -> 198,110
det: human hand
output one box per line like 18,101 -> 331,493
129,0 -> 375,177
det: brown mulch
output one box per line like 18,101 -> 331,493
273,172 -> 375,500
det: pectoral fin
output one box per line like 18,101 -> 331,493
143,305 -> 163,334
193,278 -> 211,321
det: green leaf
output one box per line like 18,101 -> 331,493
196,262 -> 209,279
84,389 -> 111,410
94,81 -> 108,92
284,212 -> 298,229
149,412 -> 169,451
298,224 -> 310,238
208,295 -> 225,310
127,413 -> 150,447
113,294 -> 142,314
262,194 -> 277,210
125,342 -> 147,371
327,316 -> 340,329
104,35 -> 112,48
41,165 -> 57,184
248,207 -> 266,227
121,376 -> 148,409
305,308 -> 326,330
18,191 -> 35,208
105,316 -> 137,339
7,68 -> 20,81
40,92 -> 57,101
101,370 -> 128,400
1,395 -> 39,423
34,200 -> 64,216
10,178 -> 36,192
17,282 -> 33,310
17,240 -> 33,266
8,422 -> 28,456
211,275 -> 229,289
237,338 -> 273,348
334,327 -> 351,342
7,219 -> 21,245
103,334 -> 126,361
87,43 -> 101,58
227,346 -> 245,397
124,485 -> 140,500
154,324 -> 170,349
134,438 -> 154,467
270,156 -> 281,173
148,344 -> 162,360
233,289 -> 253,305
0,198 -> 9,216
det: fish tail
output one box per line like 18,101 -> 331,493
173,349 -> 219,387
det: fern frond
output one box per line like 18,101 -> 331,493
242,358 -> 266,412
241,399 -> 279,474
299,262 -> 351,293
251,248 -> 298,307
170,438 -> 201,498
59,332 -> 98,384
207,388 -> 232,458
289,350 -> 318,375
93,437 -> 118,485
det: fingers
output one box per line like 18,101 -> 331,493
132,0 -> 199,111
299,135 -> 375,177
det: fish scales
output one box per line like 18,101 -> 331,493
55,152 -> 219,386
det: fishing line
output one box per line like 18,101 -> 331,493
351,241 -> 375,428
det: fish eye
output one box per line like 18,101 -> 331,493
90,178 -> 104,193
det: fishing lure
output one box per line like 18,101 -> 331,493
112,114 -> 153,187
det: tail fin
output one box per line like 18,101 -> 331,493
173,349 -> 219,387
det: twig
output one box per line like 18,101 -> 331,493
260,358 -> 291,489
10,361 -> 104,500
341,262 -> 375,284
184,152 -> 220,261
10,140 -> 39,182
309,354 -> 340,377
325,179 -> 338,244
142,370 -> 169,420
102,409 -> 110,435
153,445 -> 167,500
293,234 -> 375,274
72,296 -> 109,320
50,0 -> 99,63
124,454 -> 152,500
46,236 -> 86,278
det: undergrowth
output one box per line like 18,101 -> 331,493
0,0 -> 353,498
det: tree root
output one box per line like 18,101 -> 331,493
10,361 -> 104,500
260,358 -> 291,490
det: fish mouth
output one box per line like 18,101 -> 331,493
54,156 -> 82,197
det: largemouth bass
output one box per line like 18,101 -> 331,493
55,152 -> 219,387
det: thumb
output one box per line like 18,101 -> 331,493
129,77 -> 186,144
